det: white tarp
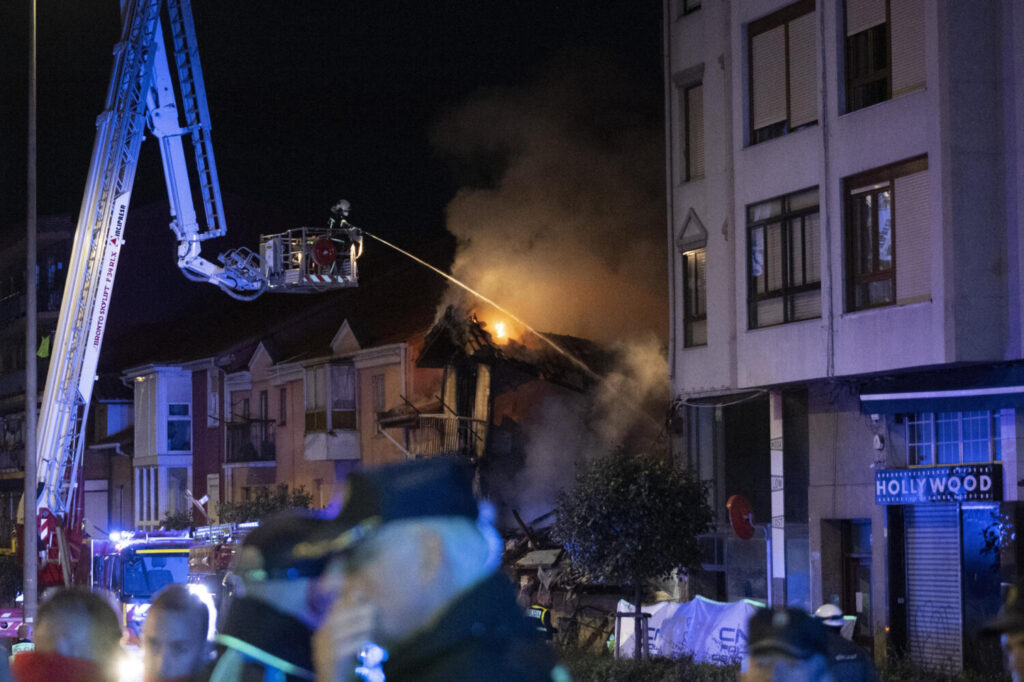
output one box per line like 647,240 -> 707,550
616,596 -> 763,664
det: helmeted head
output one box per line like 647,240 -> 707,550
742,607 -> 833,682
813,603 -> 844,630
229,509 -> 334,627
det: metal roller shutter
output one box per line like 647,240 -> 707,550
905,504 -> 962,672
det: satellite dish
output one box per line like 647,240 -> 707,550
727,494 -> 755,540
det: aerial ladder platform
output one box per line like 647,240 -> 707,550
32,0 -> 362,586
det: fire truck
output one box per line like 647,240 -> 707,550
28,0 -> 363,590
91,531 -> 193,634
185,522 -> 257,622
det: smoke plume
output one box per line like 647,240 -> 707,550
433,50 -> 671,526
432,48 -> 667,344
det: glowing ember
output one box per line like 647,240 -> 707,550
494,322 -> 507,339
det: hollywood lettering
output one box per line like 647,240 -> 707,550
875,463 -> 1002,504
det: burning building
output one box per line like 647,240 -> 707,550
378,305 -> 662,530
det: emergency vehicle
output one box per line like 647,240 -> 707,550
91,531 -> 192,634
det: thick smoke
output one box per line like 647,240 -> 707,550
510,334 -> 670,524
432,48 -> 667,344
432,50 -> 670,526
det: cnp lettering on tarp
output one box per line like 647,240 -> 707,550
615,596 -> 762,663
875,463 -> 1002,504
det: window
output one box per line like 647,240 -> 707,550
682,248 -> 707,346
305,363 -> 356,431
167,403 -> 191,452
279,387 -> 287,426
844,0 -> 925,112
906,411 -> 1002,466
748,0 -> 817,144
845,156 -> 929,311
748,187 -> 821,328
371,374 -> 386,413
683,82 -> 704,181
207,370 -> 220,427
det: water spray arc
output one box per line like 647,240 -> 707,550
363,231 -> 601,381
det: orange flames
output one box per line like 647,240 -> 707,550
479,313 -> 517,345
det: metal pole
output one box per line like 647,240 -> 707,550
24,0 -> 39,625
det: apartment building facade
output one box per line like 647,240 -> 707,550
124,309 -> 442,528
666,0 -> 1024,672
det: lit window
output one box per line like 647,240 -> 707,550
682,248 -> 707,347
906,411 -> 1002,466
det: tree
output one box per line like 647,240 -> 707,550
216,484 -> 313,523
553,449 -> 713,658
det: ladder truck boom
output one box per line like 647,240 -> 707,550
33,0 -> 363,586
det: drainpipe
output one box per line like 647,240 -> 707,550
663,0 -> 678,387
817,3 -> 836,377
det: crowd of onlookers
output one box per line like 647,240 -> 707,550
0,457 -> 1021,681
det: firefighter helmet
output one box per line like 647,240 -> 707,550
814,603 -> 844,628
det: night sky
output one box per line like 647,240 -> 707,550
0,1 -> 666,351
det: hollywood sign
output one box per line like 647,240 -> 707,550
875,463 -> 1002,505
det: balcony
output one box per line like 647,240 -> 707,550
406,414 -> 488,460
225,420 -> 275,463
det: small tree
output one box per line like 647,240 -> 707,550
553,449 -> 713,659
216,484 -> 313,523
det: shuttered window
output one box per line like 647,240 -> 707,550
684,83 -> 704,181
845,0 -> 925,112
893,170 -> 929,304
890,0 -> 925,95
787,13 -> 817,128
845,0 -> 885,36
845,156 -> 928,311
749,0 -> 818,144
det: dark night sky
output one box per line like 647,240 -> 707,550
0,2 -> 666,358
1,1 -> 662,232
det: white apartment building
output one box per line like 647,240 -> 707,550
666,0 -> 1024,672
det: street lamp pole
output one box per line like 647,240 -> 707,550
24,0 -> 39,626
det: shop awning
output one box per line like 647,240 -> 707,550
859,365 -> 1024,413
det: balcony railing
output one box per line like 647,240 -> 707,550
226,420 -> 276,463
405,414 -> 488,460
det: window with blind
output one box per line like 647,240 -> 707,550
748,187 -> 821,328
906,411 -> 1002,466
304,363 -> 357,432
683,248 -> 707,346
748,0 -> 817,145
845,156 -> 929,311
844,0 -> 925,112
682,82 -> 704,182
